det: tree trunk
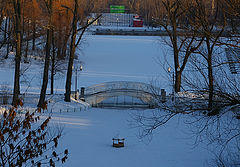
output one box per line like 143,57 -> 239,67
59,28 -> 70,59
12,0 -> 22,106
5,40 -> 10,59
207,53 -> 213,111
175,71 -> 181,92
38,0 -> 52,107
13,32 -> 21,106
3,17 -> 8,41
206,36 -> 214,111
171,15 -> 181,93
5,18 -> 11,59
24,20 -> 29,63
51,29 -> 55,95
38,28 -> 52,107
32,20 -> 36,51
64,0 -> 78,102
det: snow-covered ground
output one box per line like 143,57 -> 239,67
0,35 -> 213,167
51,108 -> 210,167
0,35 -> 172,95
75,35 -> 172,90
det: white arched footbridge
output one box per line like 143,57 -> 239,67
82,81 -> 166,108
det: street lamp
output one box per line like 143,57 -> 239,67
75,64 -> 83,100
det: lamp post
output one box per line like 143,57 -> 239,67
75,64 -> 83,100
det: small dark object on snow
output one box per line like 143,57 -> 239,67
112,138 -> 125,148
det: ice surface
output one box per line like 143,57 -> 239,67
52,108 -> 210,167
0,35 -> 212,167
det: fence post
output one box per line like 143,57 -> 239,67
80,87 -> 85,101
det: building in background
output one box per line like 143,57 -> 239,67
133,15 -> 143,27
90,5 -> 143,27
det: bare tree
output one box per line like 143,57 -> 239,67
11,0 -> 23,106
0,104 -> 68,166
38,0 -> 53,108
132,0 -> 240,166
152,0 -> 204,93
188,0 -> 228,111
64,0 -> 101,102
64,0 -> 79,102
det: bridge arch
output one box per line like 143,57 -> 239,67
83,81 -> 164,108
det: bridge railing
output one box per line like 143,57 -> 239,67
85,81 -> 159,96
